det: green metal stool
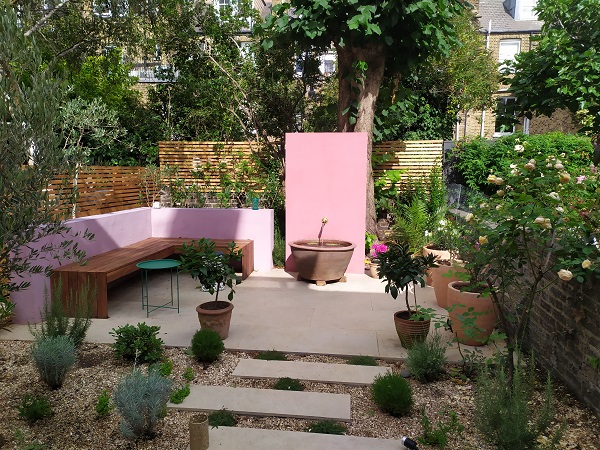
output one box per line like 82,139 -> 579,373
136,259 -> 181,317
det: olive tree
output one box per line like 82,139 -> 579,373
0,4 -> 89,324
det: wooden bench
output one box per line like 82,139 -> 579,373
50,237 -> 254,318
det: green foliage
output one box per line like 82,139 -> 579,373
183,367 -> 195,382
255,350 -> 288,361
152,359 -> 173,378
418,407 -> 464,449
507,0 -> 600,132
208,409 -> 238,428
452,133 -> 594,193
109,323 -> 164,364
179,238 -> 242,302
373,169 -> 404,218
58,97 -> 126,169
461,139 -> 600,378
0,5 -> 90,298
305,420 -> 347,435
346,355 -> 379,366
29,280 -> 94,347
475,363 -> 555,450
388,167 -> 448,252
371,373 -> 413,417
0,292 -> 16,330
374,8 -> 497,142
13,429 -> 46,450
31,336 -> 76,389
392,199 -> 433,254
272,224 -> 286,268
190,329 -> 225,363
18,394 -> 53,424
406,333 -> 447,383
272,377 -> 305,391
95,390 -> 111,418
169,384 -> 191,404
113,368 -> 173,440
374,242 -> 437,313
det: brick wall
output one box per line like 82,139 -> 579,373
524,275 -> 600,417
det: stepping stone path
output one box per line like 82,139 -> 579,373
206,426 -> 402,450
169,385 -> 352,421
232,359 -> 390,386
176,359 -> 405,449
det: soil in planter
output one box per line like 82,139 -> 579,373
199,300 -> 231,310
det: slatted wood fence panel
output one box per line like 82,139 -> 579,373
47,166 -> 155,218
372,140 -> 444,185
159,141 -> 262,191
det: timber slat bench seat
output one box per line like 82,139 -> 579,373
50,237 -> 254,318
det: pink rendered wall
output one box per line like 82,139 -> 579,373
11,208 -> 153,324
285,132 -> 367,274
151,208 -> 274,271
11,207 -> 274,323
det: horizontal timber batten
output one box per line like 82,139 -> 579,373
373,140 -> 443,186
46,166 -> 156,218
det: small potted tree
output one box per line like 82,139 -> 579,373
179,238 -> 242,339
374,241 -> 438,348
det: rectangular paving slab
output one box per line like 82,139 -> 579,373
193,427 -> 403,450
169,385 -> 351,422
233,359 -> 390,386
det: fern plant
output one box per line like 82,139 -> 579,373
392,199 -> 431,254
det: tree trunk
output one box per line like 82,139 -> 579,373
334,43 -> 386,235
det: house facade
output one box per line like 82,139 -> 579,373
457,0 -> 579,140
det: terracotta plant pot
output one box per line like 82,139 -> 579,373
196,301 -> 234,339
368,263 -> 379,279
289,240 -> 356,286
422,245 -> 451,286
430,264 -> 468,308
393,310 -> 431,349
447,281 -> 498,346
189,413 -> 209,450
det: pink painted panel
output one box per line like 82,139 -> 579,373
151,208 -> 274,271
285,132 -> 367,274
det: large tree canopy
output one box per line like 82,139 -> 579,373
374,8 -> 498,141
260,0 -> 469,233
508,0 -> 600,133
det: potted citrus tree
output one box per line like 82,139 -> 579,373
374,241 -> 438,348
179,238 -> 242,339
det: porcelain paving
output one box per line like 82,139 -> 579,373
199,426 -> 404,450
169,385 -> 352,422
232,359 -> 390,385
1,268 -> 501,361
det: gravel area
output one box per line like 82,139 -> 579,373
0,340 -> 598,449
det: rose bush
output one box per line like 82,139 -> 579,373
459,140 -> 599,379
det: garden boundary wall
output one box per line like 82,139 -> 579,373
525,276 -> 600,417
47,166 -> 155,218
10,207 -> 274,324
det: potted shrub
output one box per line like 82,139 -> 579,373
374,242 -> 438,348
367,242 -> 388,278
179,238 -> 242,339
426,217 -> 468,307
445,217 -> 498,346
